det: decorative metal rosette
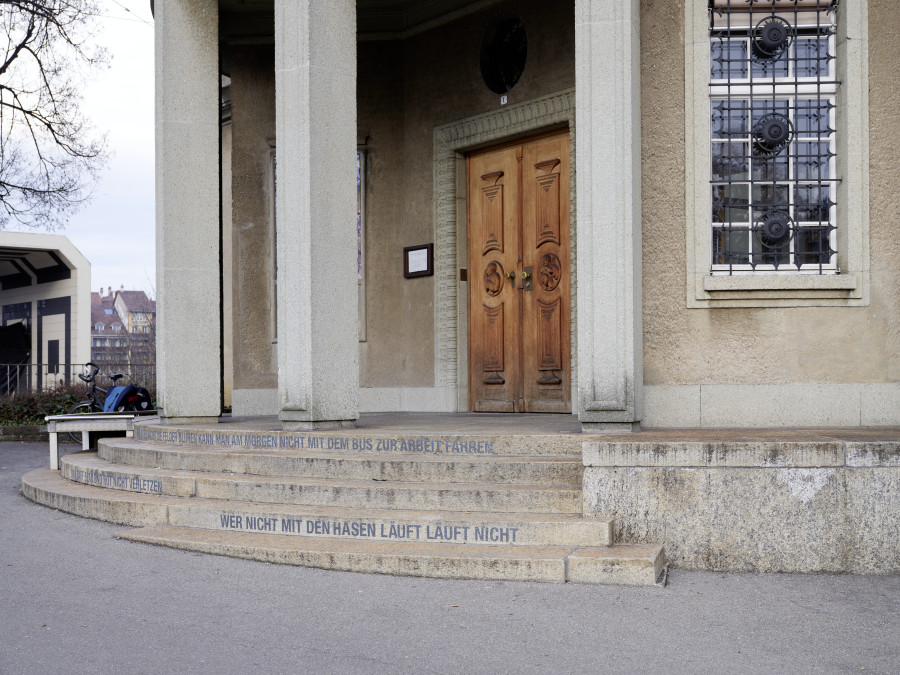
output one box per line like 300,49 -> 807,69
751,16 -> 793,61
754,210 -> 794,249
752,113 -> 794,155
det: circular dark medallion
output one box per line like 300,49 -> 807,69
484,261 -> 504,296
752,113 -> 793,155
480,17 -> 527,95
539,253 -> 561,292
752,16 -> 793,60
756,211 -> 794,249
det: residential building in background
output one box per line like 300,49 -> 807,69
90,287 -> 155,375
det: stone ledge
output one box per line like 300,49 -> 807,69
583,441 -> 847,468
0,425 -> 48,442
583,438 -> 900,469
845,442 -> 900,467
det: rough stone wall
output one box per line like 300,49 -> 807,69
583,438 -> 900,573
229,45 -> 277,392
640,0 -> 900,386
358,0 -> 575,388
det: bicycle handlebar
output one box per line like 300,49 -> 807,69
78,362 -> 100,383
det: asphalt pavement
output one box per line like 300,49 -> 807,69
1,441 -> 898,674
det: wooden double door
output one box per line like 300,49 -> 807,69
467,131 -> 571,413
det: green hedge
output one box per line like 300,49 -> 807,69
0,386 -> 88,426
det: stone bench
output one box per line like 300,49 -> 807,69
45,413 -> 138,470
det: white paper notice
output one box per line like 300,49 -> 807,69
408,248 -> 429,273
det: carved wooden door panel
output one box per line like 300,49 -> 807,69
467,131 -> 570,413
520,134 -> 570,412
467,143 -> 522,412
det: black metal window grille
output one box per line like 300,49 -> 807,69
709,0 -> 839,274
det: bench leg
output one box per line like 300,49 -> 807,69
49,432 -> 59,471
82,430 -> 90,451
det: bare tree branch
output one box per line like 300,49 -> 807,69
0,0 -> 108,229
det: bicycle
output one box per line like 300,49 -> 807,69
66,362 -> 152,444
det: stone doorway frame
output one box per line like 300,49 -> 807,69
431,89 -> 577,412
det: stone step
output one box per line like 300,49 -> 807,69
116,525 -> 665,585
98,437 -> 584,485
22,469 -> 612,548
172,503 -> 612,548
133,423 -> 584,457
23,468 -> 169,527
60,454 -> 583,514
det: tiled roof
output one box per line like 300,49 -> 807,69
117,290 -> 156,313
90,293 -> 125,331
91,289 -> 155,335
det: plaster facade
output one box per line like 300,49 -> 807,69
639,0 -> 899,427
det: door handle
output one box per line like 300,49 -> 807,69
505,271 -> 516,280
521,267 -> 533,291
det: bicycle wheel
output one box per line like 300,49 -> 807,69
65,401 -> 95,447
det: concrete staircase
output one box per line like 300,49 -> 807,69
22,422 -> 664,585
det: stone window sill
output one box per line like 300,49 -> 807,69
690,272 -> 866,307
704,273 -> 858,293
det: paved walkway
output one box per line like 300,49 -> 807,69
2,441 -> 898,674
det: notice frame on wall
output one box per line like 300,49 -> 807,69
404,243 -> 434,278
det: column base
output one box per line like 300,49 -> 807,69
158,415 -> 221,426
581,422 -> 642,434
280,419 -> 358,431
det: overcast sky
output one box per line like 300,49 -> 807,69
7,1 -> 157,297
74,0 -> 156,297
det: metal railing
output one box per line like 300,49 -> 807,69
0,363 -> 156,397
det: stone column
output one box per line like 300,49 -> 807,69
574,0 -> 643,432
154,0 -> 221,424
274,0 -> 359,430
